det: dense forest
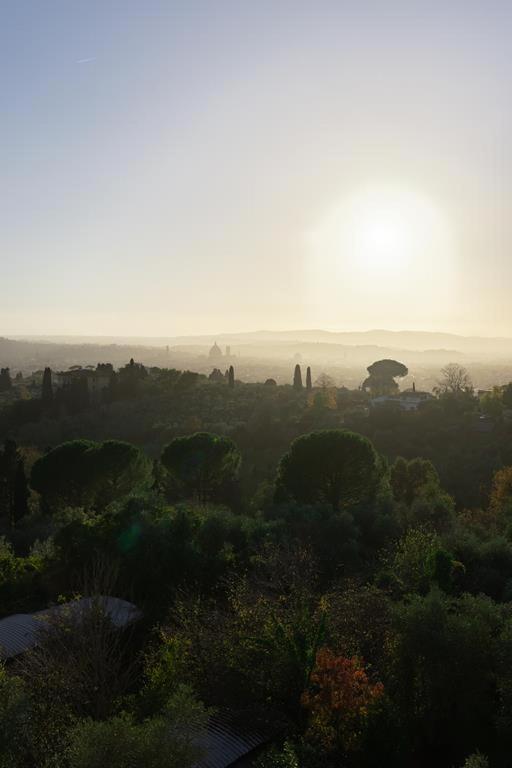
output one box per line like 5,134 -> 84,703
2,358 -> 512,766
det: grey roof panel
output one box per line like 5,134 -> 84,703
0,596 -> 140,660
194,716 -> 266,768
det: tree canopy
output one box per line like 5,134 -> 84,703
30,439 -> 150,510
275,429 -> 381,511
390,457 -> 440,506
362,359 -> 408,396
161,432 -> 241,504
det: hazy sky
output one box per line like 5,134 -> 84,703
2,0 -> 512,337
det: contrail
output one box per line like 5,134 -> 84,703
76,57 -> 96,64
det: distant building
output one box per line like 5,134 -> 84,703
370,390 -> 434,412
225,345 -> 231,357
209,342 -> 223,360
27,370 -> 45,386
53,366 -> 111,400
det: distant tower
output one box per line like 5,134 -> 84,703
209,342 -> 223,360
226,345 -> 231,357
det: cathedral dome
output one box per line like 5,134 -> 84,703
209,342 -> 222,359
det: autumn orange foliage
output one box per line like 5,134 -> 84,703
301,648 -> 384,752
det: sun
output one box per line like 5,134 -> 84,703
309,183 -> 454,279
353,209 -> 409,269
305,182 -> 457,324
341,185 -> 434,275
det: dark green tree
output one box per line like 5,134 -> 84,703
228,365 -> 235,389
175,371 -> 199,392
275,430 -> 381,511
30,440 -> 96,510
87,440 -> 151,508
0,368 -> 12,392
388,590 -> 501,761
293,364 -> 303,390
161,432 -> 241,504
96,363 -> 114,375
13,458 -> 29,525
117,359 -> 147,398
502,382 -> 512,409
67,376 -> 90,413
0,439 -> 19,526
306,366 -> 312,391
390,457 -> 440,506
208,368 -> 224,382
391,528 -> 456,594
42,367 -> 53,405
31,439 -> 150,512
105,370 -> 118,402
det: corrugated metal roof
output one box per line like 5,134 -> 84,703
0,601 -> 265,767
0,614 -> 36,658
0,596 -> 140,660
194,715 -> 266,768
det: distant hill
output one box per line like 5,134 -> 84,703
0,333 -> 465,379
3,333 -> 512,392
164,329 -> 512,358
11,329 -> 512,360
0,337 -> 172,374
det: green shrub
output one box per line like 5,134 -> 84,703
67,686 -> 207,768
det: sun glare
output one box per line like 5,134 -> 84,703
354,210 -> 409,269
305,183 -> 457,325
339,185 -> 445,274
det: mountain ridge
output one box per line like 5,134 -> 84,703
8,329 -> 512,357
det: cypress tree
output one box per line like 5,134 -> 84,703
306,366 -> 312,391
13,459 -> 29,525
228,365 -> 235,388
42,367 -> 53,405
293,364 -> 303,390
